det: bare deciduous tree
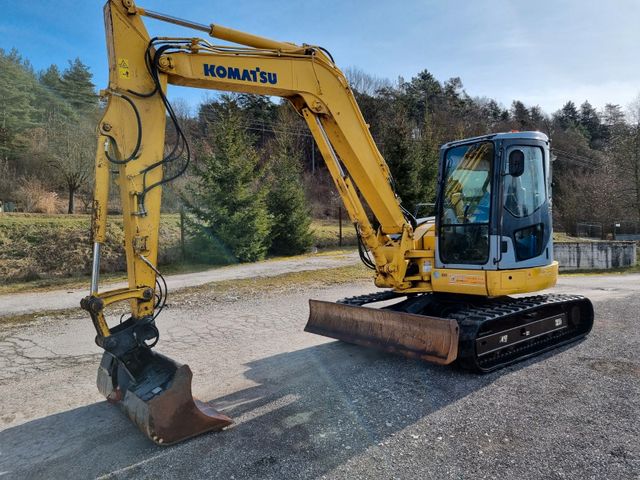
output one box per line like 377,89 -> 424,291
626,96 -> 640,219
46,115 -> 95,213
344,66 -> 392,96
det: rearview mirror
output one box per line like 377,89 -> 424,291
508,149 -> 525,177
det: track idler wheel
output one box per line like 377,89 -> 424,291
97,349 -> 232,445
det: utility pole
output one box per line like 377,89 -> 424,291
311,138 -> 315,174
180,206 -> 186,259
338,206 -> 343,247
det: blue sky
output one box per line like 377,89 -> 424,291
2,0 -> 639,114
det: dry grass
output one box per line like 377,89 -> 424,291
0,212 -> 357,292
310,219 -> 357,247
0,213 -> 182,284
178,263 -> 372,300
0,308 -> 82,326
14,179 -> 65,214
553,231 -> 602,243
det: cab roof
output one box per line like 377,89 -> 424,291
440,131 -> 549,150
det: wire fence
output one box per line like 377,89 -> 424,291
613,221 -> 640,241
576,222 -> 603,239
575,220 -> 640,240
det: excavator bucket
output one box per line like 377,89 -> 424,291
305,300 -> 459,364
97,348 -> 232,445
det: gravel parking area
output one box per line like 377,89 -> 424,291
0,274 -> 638,479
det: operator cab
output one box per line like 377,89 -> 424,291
435,131 -> 552,271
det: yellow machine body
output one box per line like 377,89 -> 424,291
81,0 -> 592,446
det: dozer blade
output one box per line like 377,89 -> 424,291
97,348 -> 232,445
306,300 -> 459,364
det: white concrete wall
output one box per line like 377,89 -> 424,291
554,241 -> 637,271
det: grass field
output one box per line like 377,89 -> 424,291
308,218 -> 357,247
0,213 -> 356,287
0,213 -> 183,283
1,213 -> 636,291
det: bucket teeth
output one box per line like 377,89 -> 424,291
98,350 -> 232,445
305,300 -> 459,364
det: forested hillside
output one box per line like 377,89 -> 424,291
2,48 -> 640,238
0,49 -> 97,214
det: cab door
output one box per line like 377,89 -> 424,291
497,139 -> 553,270
436,141 -> 495,270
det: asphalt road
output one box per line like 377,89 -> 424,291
0,252 -> 359,316
0,273 -> 638,479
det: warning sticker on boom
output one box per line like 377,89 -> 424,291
118,58 -> 130,79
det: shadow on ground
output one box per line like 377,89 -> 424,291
0,340 -> 565,479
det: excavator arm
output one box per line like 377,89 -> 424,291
93,0 -> 417,302
82,0 -> 434,445
82,1 -> 593,445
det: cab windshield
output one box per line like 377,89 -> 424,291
439,141 -> 493,264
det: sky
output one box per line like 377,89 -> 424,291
2,0 -> 639,115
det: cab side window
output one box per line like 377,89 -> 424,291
504,146 -> 546,218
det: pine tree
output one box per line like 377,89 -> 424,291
265,108 -> 313,255
37,64 -> 74,120
379,107 -> 422,209
530,106 -> 545,130
483,99 -> 503,127
40,65 -> 64,94
411,119 -> 439,206
556,101 -> 579,129
511,100 -> 531,129
60,59 -> 97,114
602,103 -> 625,127
578,100 -> 602,147
400,69 -> 443,124
0,49 -> 37,161
185,96 -> 271,263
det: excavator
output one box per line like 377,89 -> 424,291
81,0 -> 594,445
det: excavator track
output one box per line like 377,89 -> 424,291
308,292 -> 594,373
437,294 -> 594,372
